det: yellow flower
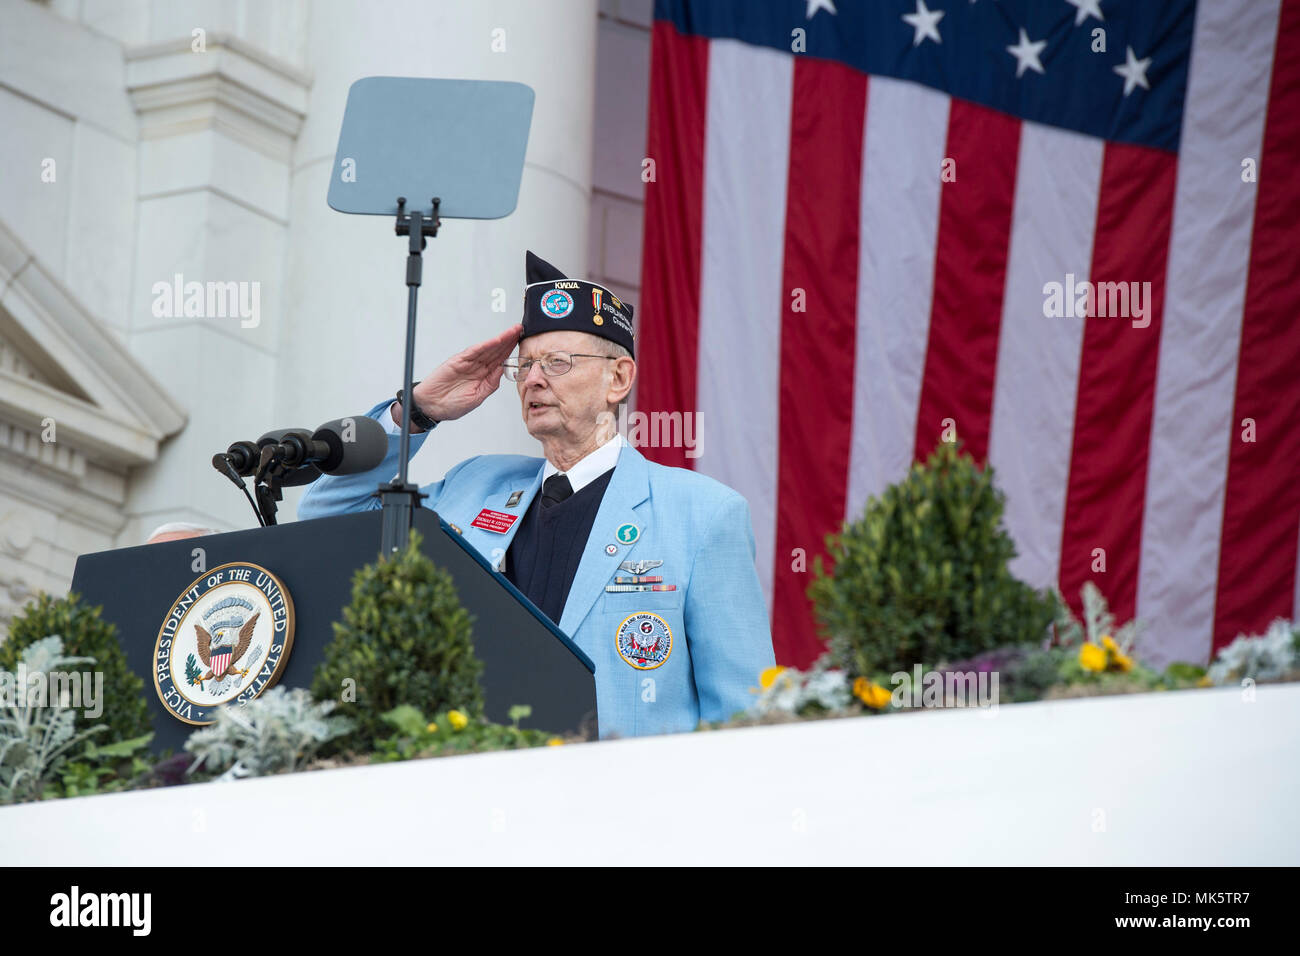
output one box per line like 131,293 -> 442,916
1079,642 -> 1107,672
1197,675 -> 1212,688
546,737 -> 564,747
853,677 -> 892,710
425,722 -> 438,733
759,665 -> 788,690
1097,634 -> 1134,672
866,685 -> 893,710
447,709 -> 469,731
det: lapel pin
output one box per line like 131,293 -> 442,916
619,559 -> 663,575
605,544 -> 618,556
506,490 -> 523,508
616,523 -> 640,545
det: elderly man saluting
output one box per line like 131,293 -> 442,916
298,251 -> 774,738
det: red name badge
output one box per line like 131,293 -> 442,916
471,508 -> 519,534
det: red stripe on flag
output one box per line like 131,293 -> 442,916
1214,0 -> 1300,652
913,102 -> 1021,463
635,20 -> 709,469
772,59 -> 866,668
1058,144 -> 1176,623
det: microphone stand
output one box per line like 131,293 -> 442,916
253,445 -> 291,527
378,196 -> 436,555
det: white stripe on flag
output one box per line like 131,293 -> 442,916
696,38 -> 793,610
987,123 -> 1102,593
1136,0 -> 1281,666
847,76 -> 949,518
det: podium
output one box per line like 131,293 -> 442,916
69,509 -> 597,754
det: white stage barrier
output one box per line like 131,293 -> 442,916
3,683 -> 1296,865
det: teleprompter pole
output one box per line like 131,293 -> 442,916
377,196 -> 439,555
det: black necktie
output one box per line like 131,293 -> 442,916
541,473 -> 574,509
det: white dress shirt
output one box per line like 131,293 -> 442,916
543,431 -> 625,492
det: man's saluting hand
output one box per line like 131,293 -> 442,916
391,323 -> 523,431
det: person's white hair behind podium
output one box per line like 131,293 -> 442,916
145,522 -> 218,545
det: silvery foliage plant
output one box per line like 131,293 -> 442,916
0,636 -> 103,804
750,655 -> 852,716
1054,581 -> 1140,654
1207,619 -> 1299,686
185,686 -> 353,782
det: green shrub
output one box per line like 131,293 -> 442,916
810,440 -> 1057,678
373,703 -> 559,762
311,530 -> 483,751
0,593 -> 152,744
57,733 -> 155,798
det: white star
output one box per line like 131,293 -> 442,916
805,0 -> 836,18
903,0 -> 945,46
1006,27 -> 1047,78
1065,0 -> 1104,26
1113,45 -> 1152,96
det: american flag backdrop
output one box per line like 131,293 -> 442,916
634,0 -> 1300,669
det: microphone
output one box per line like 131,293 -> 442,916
308,416 -> 388,475
254,429 -> 322,487
244,417 -> 387,476
212,415 -> 387,493
212,436 -> 318,486
219,440 -> 261,476
210,439 -> 265,526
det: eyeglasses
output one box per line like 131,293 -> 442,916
502,351 -> 618,381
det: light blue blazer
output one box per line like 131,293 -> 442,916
297,401 -> 776,739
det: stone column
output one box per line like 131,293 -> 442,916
121,4 -> 311,541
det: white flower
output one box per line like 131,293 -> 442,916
748,656 -> 851,716
1207,619 -> 1298,685
802,665 -> 851,711
762,670 -> 803,714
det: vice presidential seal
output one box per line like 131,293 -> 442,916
153,562 -> 295,725
615,612 -> 672,670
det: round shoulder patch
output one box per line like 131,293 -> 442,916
615,612 -> 673,670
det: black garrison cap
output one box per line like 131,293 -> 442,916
520,250 -> 635,358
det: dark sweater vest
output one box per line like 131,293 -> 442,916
505,468 -> 615,624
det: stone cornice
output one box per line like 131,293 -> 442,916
0,374 -> 159,468
126,33 -> 312,90
0,218 -> 187,469
125,32 -> 312,161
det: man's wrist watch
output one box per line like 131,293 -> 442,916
395,382 -> 439,431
